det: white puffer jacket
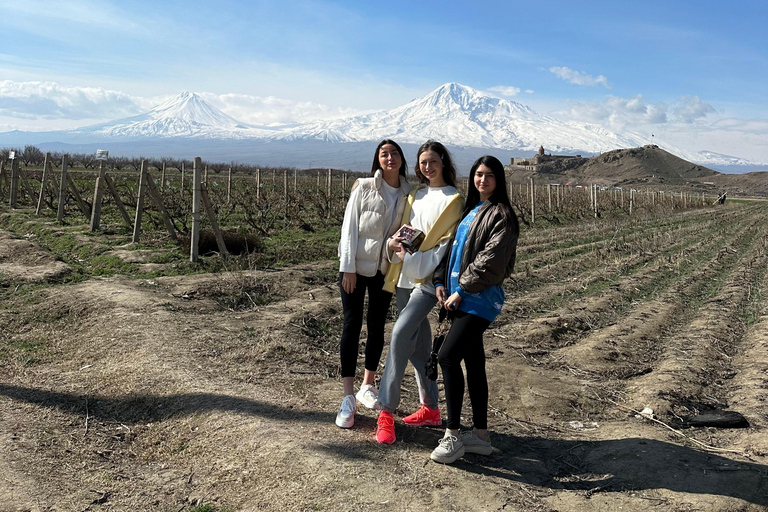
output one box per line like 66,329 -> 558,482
338,170 -> 412,277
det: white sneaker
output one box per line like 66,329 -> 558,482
335,395 -> 356,428
355,384 -> 379,409
462,428 -> 493,455
430,433 -> 465,464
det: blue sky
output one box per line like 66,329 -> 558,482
0,0 -> 766,161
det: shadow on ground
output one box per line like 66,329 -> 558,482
3,383 -> 767,507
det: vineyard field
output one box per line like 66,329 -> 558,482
0,199 -> 767,511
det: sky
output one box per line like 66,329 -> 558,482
0,0 -> 766,162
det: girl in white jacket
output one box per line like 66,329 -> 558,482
335,140 -> 413,428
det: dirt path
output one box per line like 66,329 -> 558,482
1,205 -> 768,511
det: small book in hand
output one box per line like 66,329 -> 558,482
395,225 -> 425,254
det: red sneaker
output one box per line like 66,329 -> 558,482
376,411 -> 396,444
403,404 -> 441,426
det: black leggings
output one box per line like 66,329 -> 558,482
339,271 -> 392,378
438,310 -> 491,430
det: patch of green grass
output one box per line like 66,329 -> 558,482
90,254 -> 138,276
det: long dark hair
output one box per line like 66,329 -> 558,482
414,140 -> 457,187
370,139 -> 408,178
464,155 -> 512,217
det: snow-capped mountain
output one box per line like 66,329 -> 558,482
0,83 -> 763,169
279,82 -> 650,153
69,92 -> 273,140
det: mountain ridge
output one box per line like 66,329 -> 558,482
0,83 -> 763,169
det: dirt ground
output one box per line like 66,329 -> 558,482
1,203 -> 768,511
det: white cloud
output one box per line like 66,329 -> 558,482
671,95 -> 715,123
556,94 -> 667,130
198,92 -> 364,126
549,66 -> 611,88
525,90 -> 535,94
487,86 -> 521,97
0,80 -> 146,120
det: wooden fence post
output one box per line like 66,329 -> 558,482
190,157 -> 202,262
161,162 -> 166,191
256,168 -> 260,201
283,168 -> 288,220
132,160 -> 148,243
227,167 -> 232,204
36,153 -> 51,214
530,177 -> 535,224
57,155 -> 69,223
204,165 -> 209,184
9,157 -> 19,208
90,160 -> 106,231
327,169 -> 332,219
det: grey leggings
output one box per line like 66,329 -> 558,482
378,286 -> 439,413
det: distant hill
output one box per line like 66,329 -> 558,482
529,145 -> 718,186
510,145 -> 768,196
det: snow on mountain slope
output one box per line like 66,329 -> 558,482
2,84 -> 761,167
278,83 -> 650,153
71,92 -> 274,139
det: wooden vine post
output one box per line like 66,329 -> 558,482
90,160 -> 107,231
227,167 -> 232,204
57,155 -> 69,223
190,157 -> 202,262
36,153 -> 52,214
530,177 -> 535,224
132,160 -> 148,243
9,156 -> 19,208
256,168 -> 261,201
327,169 -> 332,219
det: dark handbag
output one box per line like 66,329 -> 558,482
426,307 -> 450,381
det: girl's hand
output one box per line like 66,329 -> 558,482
444,291 -> 462,311
341,272 -> 357,294
436,285 -> 448,306
388,237 -> 404,253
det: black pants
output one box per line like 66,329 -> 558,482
339,271 -> 392,378
438,310 -> 491,430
